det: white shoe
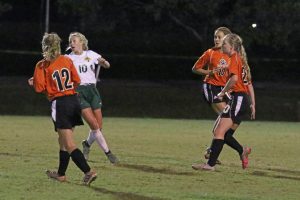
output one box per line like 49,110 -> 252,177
192,163 -> 215,171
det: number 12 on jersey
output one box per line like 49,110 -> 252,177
52,68 -> 74,91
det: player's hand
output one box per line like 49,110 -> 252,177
99,57 -> 106,64
250,104 -> 256,120
217,91 -> 225,101
28,77 -> 34,86
208,68 -> 218,76
98,57 -> 110,68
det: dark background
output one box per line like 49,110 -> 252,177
0,0 -> 299,121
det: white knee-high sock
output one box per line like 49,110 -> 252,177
93,129 -> 109,153
86,130 -> 96,146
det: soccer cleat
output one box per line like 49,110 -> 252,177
204,148 -> 222,165
240,146 -> 252,169
82,140 -> 90,160
106,151 -> 119,164
83,171 -> 97,185
192,163 -> 215,171
46,170 -> 66,182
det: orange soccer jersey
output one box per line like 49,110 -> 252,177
193,47 -> 230,86
33,55 -> 80,101
228,53 -> 248,93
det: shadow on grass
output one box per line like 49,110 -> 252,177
116,163 -> 195,176
252,171 -> 300,181
0,152 -> 58,160
0,152 -> 21,157
264,167 -> 300,176
227,162 -> 300,176
70,181 -> 168,200
90,186 -> 168,200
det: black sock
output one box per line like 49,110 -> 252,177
58,150 -> 70,176
224,129 -> 243,155
105,150 -> 111,155
208,139 -> 224,167
208,139 -> 214,150
70,148 -> 91,174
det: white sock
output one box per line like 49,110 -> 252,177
86,130 -> 96,146
93,129 -> 109,153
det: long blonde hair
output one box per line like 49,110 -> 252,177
223,33 -> 252,81
42,33 -> 61,61
68,32 -> 89,50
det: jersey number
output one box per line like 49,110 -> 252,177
242,67 -> 251,86
79,64 -> 95,73
217,68 -> 226,76
223,105 -> 231,114
52,68 -> 73,91
79,65 -> 88,73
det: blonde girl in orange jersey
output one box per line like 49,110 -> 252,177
193,33 -> 255,171
192,27 -> 232,163
30,33 -> 97,185
192,27 -> 231,114
192,27 -> 256,164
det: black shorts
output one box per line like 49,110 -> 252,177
51,95 -> 84,131
202,83 -> 226,104
221,92 -> 250,124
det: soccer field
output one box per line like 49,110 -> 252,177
0,116 -> 299,200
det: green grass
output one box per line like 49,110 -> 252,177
0,116 -> 300,200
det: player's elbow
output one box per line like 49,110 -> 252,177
192,66 -> 200,74
34,87 -> 45,93
192,67 -> 197,74
34,84 -> 45,93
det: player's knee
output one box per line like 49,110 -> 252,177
88,120 -> 99,130
65,144 -> 76,153
62,139 -> 76,152
213,129 -> 225,139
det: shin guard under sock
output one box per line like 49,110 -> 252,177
208,139 -> 224,166
70,148 -> 91,173
58,150 -> 70,176
224,129 -> 243,155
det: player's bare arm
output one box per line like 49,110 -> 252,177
98,57 -> 110,68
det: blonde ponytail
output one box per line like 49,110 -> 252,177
240,45 -> 252,81
42,33 -> 61,61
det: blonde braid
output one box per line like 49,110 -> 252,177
240,45 -> 252,81
236,35 -> 251,81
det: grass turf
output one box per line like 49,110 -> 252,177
0,116 -> 299,200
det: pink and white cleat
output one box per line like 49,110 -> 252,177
241,146 -> 252,169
